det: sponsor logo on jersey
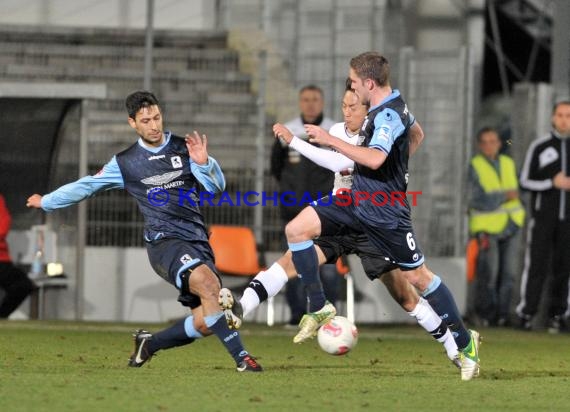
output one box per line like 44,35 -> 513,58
141,170 -> 183,186
148,154 -> 165,161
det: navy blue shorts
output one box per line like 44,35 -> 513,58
314,230 -> 398,280
145,238 -> 220,309
313,196 -> 424,270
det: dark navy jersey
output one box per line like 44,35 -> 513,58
41,131 -> 225,244
352,90 -> 414,229
115,134 -> 209,242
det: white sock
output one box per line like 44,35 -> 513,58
409,297 -> 459,360
240,288 -> 260,318
240,262 -> 289,317
438,328 -> 460,361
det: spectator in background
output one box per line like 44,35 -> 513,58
270,85 -> 339,326
516,101 -> 570,333
467,127 -> 525,327
0,194 -> 35,319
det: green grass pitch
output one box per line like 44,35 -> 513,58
0,321 -> 568,411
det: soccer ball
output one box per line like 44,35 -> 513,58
317,316 -> 358,355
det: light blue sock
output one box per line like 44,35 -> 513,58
147,315 -> 198,354
205,312 -> 248,364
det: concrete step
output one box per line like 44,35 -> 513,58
0,25 -> 229,49
0,42 -> 241,72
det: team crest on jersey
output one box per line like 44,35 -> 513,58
171,156 -> 182,168
180,254 -> 193,264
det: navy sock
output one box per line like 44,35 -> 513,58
289,240 -> 325,312
148,316 -> 197,354
205,312 -> 248,364
422,275 -> 471,350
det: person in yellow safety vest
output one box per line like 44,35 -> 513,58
468,127 -> 525,327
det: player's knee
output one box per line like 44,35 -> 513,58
284,220 -> 301,240
403,266 -> 431,291
285,218 -> 318,242
413,265 -> 434,291
381,275 -> 417,311
186,266 -> 220,299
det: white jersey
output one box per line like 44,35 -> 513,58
282,116 -> 336,164
328,122 -> 358,192
288,121 -> 357,192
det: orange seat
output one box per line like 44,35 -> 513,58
335,257 -> 350,276
208,225 -> 264,276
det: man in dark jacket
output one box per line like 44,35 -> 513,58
516,101 -> 570,333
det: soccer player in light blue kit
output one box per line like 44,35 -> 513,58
281,52 -> 480,381
26,91 -> 262,372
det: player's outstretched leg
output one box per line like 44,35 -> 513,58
128,315 -> 201,367
407,297 -> 460,368
421,272 -> 481,380
183,266 -> 263,372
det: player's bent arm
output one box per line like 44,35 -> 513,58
305,124 -> 387,169
33,156 -> 124,211
408,121 -> 425,156
289,136 -> 354,172
191,156 -> 226,193
324,137 -> 387,170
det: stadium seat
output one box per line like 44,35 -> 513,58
208,225 -> 273,324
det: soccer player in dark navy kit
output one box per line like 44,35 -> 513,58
280,52 -> 480,381
26,91 -> 262,372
